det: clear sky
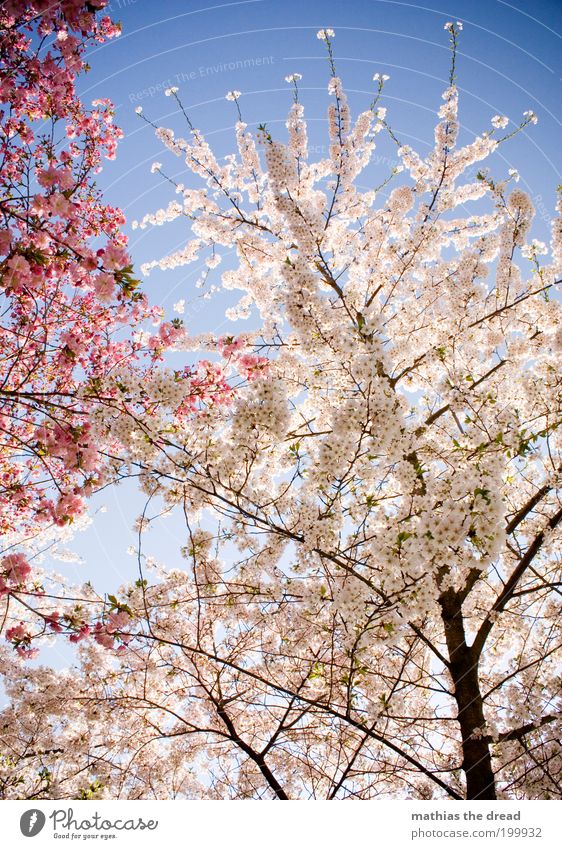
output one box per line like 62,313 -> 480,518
38,0 -> 561,663
75,0 -> 560,317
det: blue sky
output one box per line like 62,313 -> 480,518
77,0 -> 562,335
44,0 -> 561,645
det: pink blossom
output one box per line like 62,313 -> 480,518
93,272 -> 116,303
6,621 -> 37,657
106,610 -> 131,634
100,243 -> 129,270
93,622 -> 115,649
45,611 -> 63,633
4,255 -> 31,289
69,624 -> 91,643
49,192 -> 73,217
218,335 -> 246,357
1,552 -> 31,584
0,228 -> 12,255
52,492 -> 86,525
37,165 -> 61,188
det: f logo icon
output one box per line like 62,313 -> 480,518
20,810 -> 46,837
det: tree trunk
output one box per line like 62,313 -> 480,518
440,589 -> 497,800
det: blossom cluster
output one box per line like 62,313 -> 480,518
0,22 -> 560,803
0,1 -> 166,533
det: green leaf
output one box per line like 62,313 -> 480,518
397,530 -> 413,547
309,662 -> 325,680
474,487 -> 491,505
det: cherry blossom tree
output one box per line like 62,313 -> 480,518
0,0 -> 171,535
1,22 -> 561,802
0,0 -> 241,686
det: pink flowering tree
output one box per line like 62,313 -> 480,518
1,23 -> 561,801
0,0 -> 169,535
0,3 -> 239,660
